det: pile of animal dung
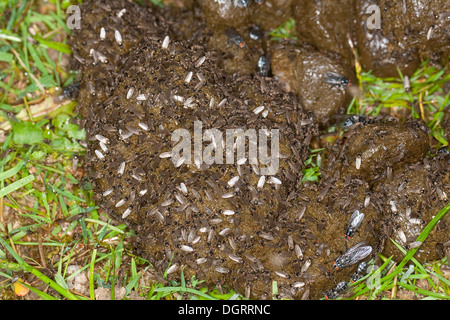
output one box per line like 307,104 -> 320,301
69,0 -> 449,299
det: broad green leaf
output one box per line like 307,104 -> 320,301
0,51 -> 13,63
11,121 -> 44,145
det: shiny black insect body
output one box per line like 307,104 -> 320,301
333,242 -> 372,270
63,81 -> 80,99
356,261 -> 368,274
225,28 -> 245,48
349,272 -> 362,284
345,210 -> 365,239
236,0 -> 249,8
257,55 -> 270,77
323,71 -> 351,88
437,146 -> 449,155
349,261 -> 368,283
324,289 -> 338,300
249,25 -> 262,40
343,115 -> 367,128
324,281 -> 348,300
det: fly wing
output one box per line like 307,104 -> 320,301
324,71 -> 341,78
323,71 -> 341,84
350,210 -> 365,228
346,241 -> 368,254
346,246 -> 373,266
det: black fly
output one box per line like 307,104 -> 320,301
249,25 -> 262,40
63,80 -> 80,100
323,71 -> 351,88
324,281 -> 348,300
257,55 -> 270,77
225,28 -> 245,48
345,210 -> 365,239
349,261 -> 368,283
437,146 -> 449,155
332,242 -> 372,270
325,261 -> 369,299
235,0 -> 249,8
343,115 -> 368,128
356,261 -> 368,274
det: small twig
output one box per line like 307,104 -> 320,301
42,27 -> 63,40
69,288 -> 91,300
387,262 -> 398,275
347,33 -> 363,114
23,97 -> 35,123
72,248 -> 93,263
8,235 -> 20,260
391,274 -> 398,299
11,95 -> 45,107
38,232 -> 47,269
418,91 -> 426,122
347,32 -> 362,88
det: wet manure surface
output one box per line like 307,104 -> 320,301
354,0 -> 450,78
69,0 -> 450,299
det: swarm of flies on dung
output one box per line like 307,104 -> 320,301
74,0 -> 372,300
92,38 -> 318,298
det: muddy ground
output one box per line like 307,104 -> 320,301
69,0 -> 450,299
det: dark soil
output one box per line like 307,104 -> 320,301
69,0 -> 450,299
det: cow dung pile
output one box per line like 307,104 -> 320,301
69,0 -> 449,299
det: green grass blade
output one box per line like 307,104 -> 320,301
0,235 -> 80,300
34,35 -> 72,54
382,203 -> 450,285
397,282 -> 449,300
0,174 -> 35,197
84,218 -> 125,234
89,248 -> 97,300
0,159 -> 26,182
19,281 -> 59,300
152,287 -> 219,300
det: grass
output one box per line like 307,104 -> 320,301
301,148 -> 324,184
0,1 -> 448,300
269,18 -> 297,41
0,0 -> 244,300
348,62 -> 450,148
343,203 -> 450,300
